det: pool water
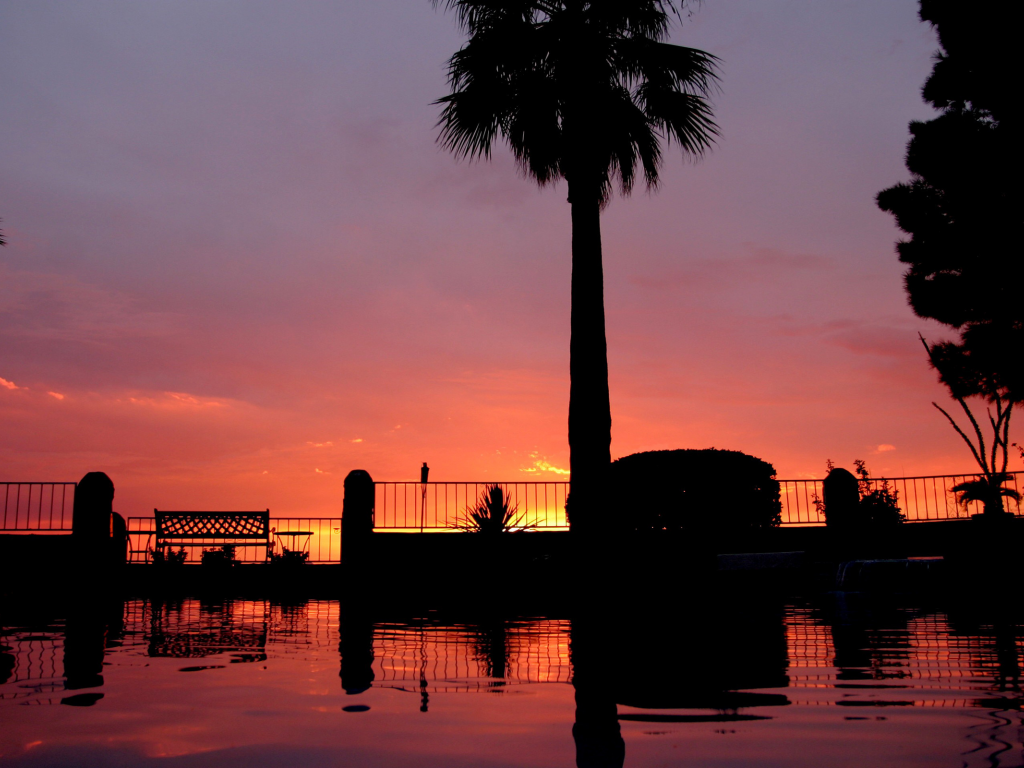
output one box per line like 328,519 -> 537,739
1,593 -> 1021,767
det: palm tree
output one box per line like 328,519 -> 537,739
434,1 -> 719,536
922,336 -> 1018,517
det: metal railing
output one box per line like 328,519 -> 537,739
374,473 -> 1023,530
374,481 -> 569,531
127,517 -> 342,563
0,482 -> 76,533
780,471 -> 1022,525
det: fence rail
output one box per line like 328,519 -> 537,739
779,471 -> 1022,525
3,471 -> 1020,541
375,473 -> 1023,530
0,482 -> 76,532
127,517 -> 342,563
374,482 -> 569,531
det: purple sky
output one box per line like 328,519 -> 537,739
2,1 -> 1004,518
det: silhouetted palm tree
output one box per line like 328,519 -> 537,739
435,1 -> 719,535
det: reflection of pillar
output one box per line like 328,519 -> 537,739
64,598 -> 124,692
339,603 -> 375,695
419,623 -> 429,712
0,645 -> 14,685
571,613 -> 624,768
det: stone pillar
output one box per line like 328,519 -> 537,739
342,470 -> 374,568
72,472 -> 114,541
70,472 -> 127,570
71,471 -> 114,563
822,468 -> 859,529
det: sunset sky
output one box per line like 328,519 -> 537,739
1,1 -> 1014,518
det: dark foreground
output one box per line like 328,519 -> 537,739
1,577 -> 1021,768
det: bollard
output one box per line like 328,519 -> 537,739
72,472 -> 114,544
71,472 -> 127,571
822,468 -> 859,529
342,470 -> 375,568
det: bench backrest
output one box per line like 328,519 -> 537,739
155,510 -> 270,540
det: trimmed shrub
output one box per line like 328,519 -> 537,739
609,449 -> 781,536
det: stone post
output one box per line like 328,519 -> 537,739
822,468 -> 859,529
71,472 -> 127,570
342,470 -> 374,568
72,472 -> 114,542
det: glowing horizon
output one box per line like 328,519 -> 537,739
0,1 -> 1017,519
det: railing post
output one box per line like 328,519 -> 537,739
342,470 -> 375,568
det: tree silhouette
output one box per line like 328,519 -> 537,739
877,2 -> 1020,511
434,0 -> 719,535
876,1 -> 1020,397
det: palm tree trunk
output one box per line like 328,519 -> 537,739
568,179 -> 612,539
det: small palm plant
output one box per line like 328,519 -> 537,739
459,485 -> 532,535
951,475 -> 1021,517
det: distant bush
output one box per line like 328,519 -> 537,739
151,546 -> 187,566
609,449 -> 781,535
201,544 -> 237,567
853,460 -> 904,527
270,547 -> 309,566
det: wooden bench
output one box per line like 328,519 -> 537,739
154,509 -> 271,561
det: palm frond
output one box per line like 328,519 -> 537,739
951,476 -> 1022,507
434,0 -> 720,196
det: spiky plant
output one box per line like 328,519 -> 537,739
460,484 -> 531,534
951,475 -> 1021,517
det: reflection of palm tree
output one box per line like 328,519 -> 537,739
436,1 -> 719,532
472,618 -> 509,680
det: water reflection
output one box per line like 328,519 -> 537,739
0,594 -> 1021,767
62,596 -> 124,706
146,598 -> 268,662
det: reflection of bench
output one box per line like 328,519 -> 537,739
154,509 -> 271,561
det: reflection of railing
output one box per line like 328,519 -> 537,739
373,619 -> 572,691
127,517 -> 342,563
124,599 -> 339,656
0,482 -> 76,532
779,472 -> 1023,526
374,482 -> 569,530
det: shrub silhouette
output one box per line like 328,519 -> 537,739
609,449 -> 781,536
853,460 -> 904,527
201,544 -> 237,566
151,546 -> 187,566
